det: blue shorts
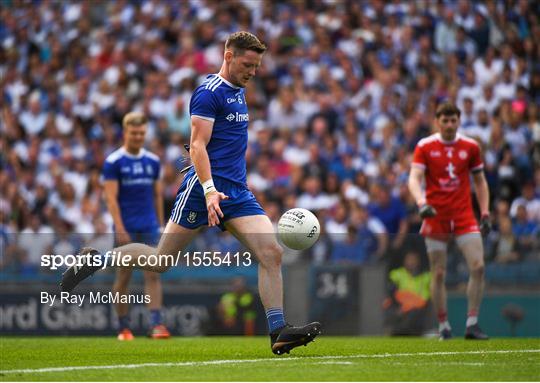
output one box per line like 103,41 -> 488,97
170,173 -> 265,230
119,226 -> 160,246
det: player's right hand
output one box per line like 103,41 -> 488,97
205,191 -> 229,227
116,232 -> 132,245
418,204 -> 437,219
480,214 -> 492,236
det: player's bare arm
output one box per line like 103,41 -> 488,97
190,115 -> 229,227
472,171 -> 489,217
408,166 -> 426,207
103,180 -> 131,245
408,166 -> 436,218
472,170 -> 491,235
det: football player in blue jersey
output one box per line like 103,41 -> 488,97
62,32 -> 320,354
102,112 -> 170,340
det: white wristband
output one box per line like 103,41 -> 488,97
201,179 -> 217,196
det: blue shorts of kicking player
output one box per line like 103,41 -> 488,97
116,226 -> 160,247
170,173 -> 265,230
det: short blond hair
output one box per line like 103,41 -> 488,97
122,112 -> 147,129
225,31 -> 266,55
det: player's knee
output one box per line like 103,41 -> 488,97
432,267 -> 446,284
115,269 -> 132,287
258,242 -> 283,270
143,271 -> 161,283
151,264 -> 171,274
470,261 -> 484,278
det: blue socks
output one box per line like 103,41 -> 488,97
118,315 -> 130,330
150,309 -> 162,327
119,310 -> 161,331
266,308 -> 285,333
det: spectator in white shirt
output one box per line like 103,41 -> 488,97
55,98 -> 75,135
460,108 -> 491,144
283,129 -> 311,167
267,87 -> 306,131
435,8 -> 457,54
473,46 -> 504,86
325,200 -> 349,242
460,97 -> 477,129
297,176 -> 334,211
454,0 -> 476,31
494,65 -> 517,102
457,68 -> 482,109
510,183 -> 540,223
475,84 -> 500,116
19,92 -> 47,137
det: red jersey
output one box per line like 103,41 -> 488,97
412,133 -> 483,220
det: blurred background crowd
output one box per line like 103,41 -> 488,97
1,0 -> 539,281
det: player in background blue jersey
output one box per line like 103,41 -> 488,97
102,112 -> 170,340
62,32 -> 320,354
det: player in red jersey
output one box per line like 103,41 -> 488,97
408,102 -> 491,340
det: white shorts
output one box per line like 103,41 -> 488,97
425,232 -> 482,253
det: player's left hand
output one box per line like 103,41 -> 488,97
480,214 -> 491,236
418,204 -> 437,219
205,191 -> 229,227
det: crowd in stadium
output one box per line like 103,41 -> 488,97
1,0 -> 539,276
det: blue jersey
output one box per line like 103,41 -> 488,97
189,74 -> 249,185
102,148 -> 161,232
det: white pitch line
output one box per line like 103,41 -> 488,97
1,349 -> 538,375
393,362 -> 487,367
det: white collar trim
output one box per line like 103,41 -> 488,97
217,74 -> 240,89
121,147 -> 145,159
436,133 -> 459,145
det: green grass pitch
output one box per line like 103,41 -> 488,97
1,337 -> 539,381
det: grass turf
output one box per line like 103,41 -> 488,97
0,336 -> 539,381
